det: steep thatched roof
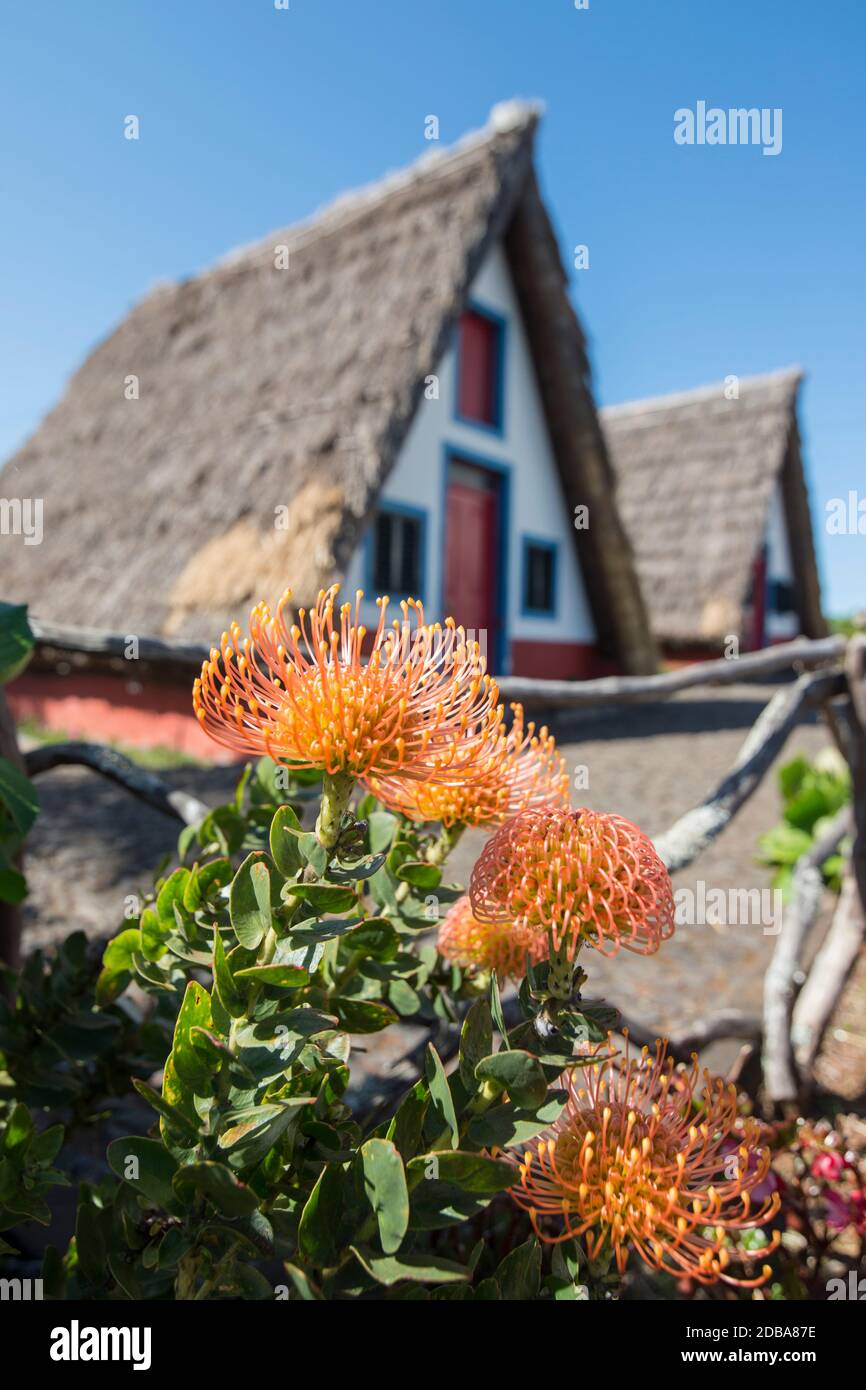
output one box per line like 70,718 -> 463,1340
0,101 -> 655,674
601,370 -> 825,649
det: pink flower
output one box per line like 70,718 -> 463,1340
824,1187 -> 866,1234
811,1150 -> 848,1182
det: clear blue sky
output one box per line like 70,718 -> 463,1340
1,0 -> 863,615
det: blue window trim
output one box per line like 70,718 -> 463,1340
452,299 -> 508,439
364,500 -> 429,603
440,443 -> 511,673
520,534 -> 559,619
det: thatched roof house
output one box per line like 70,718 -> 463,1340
601,369 -> 825,655
0,101 -> 655,752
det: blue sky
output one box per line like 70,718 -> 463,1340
1,0 -> 863,614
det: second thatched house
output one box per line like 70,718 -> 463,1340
0,101 -> 655,754
601,369 -> 825,660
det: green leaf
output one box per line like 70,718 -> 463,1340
298,1164 -> 346,1265
269,805 -> 305,878
389,978 -> 421,1015
408,1180 -> 489,1231
229,1262 -> 275,1300
425,1044 -> 458,1149
475,1050 -> 548,1109
213,927 -> 246,1018
360,1139 -> 409,1255
29,1124 -> 64,1167
131,1080 -> 199,1140
350,1246 -> 469,1286
395,861 -> 442,890
281,1262 -> 322,1300
2,1101 -> 34,1153
496,1236 -> 541,1299
199,804 -> 247,855
96,927 -> 141,1004
297,833 -> 329,876
156,868 -> 189,930
281,882 -> 357,914
230,852 -> 274,949
407,1151 -> 516,1194
467,1095 -> 565,1149
344,916 -> 399,961
172,1161 -> 258,1217
0,865 -> 27,903
459,998 -> 493,1090
160,1053 -> 200,1142
0,757 -> 39,838
74,1201 -> 107,1282
387,1081 -> 430,1162
218,1098 -> 312,1164
332,998 -> 397,1034
0,602 -> 34,683
139,906 -> 168,962
489,971 -> 510,1048
234,962 -> 309,988
107,1137 -> 180,1210
779,754 -> 811,802
287,915 -> 366,945
757,823 -> 813,867
171,981 -> 216,1094
195,857 -> 234,901
368,810 -> 398,853
234,1009 -> 337,1082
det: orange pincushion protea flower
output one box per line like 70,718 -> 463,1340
193,587 -> 502,788
437,895 -> 549,980
469,807 -> 675,959
367,704 -> 570,827
503,1041 -> 780,1286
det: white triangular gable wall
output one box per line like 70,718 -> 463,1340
344,240 -> 597,671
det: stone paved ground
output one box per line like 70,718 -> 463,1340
20,682 -> 856,1085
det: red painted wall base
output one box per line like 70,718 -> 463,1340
508,641 -> 619,681
7,671 -> 229,762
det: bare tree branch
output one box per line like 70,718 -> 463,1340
24,741 -> 209,826
496,635 -> 845,709
762,805 -> 852,1104
654,670 -> 843,873
791,863 -> 866,1078
792,652 -> 866,1083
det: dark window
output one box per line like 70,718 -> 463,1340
372,510 -> 423,596
769,579 -> 797,614
523,541 -> 556,615
458,309 -> 503,428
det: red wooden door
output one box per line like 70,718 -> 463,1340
443,480 -> 498,663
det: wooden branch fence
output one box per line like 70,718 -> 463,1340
17,626 -> 866,1114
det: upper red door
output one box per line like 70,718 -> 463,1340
443,475 -> 498,666
458,311 -> 499,426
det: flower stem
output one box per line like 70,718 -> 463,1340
315,771 -> 354,851
547,931 -> 580,1001
394,822 -> 465,905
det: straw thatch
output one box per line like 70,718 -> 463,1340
0,101 -> 656,675
601,370 -> 825,650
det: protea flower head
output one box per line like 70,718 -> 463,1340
193,586 -> 503,791
437,895 -> 549,981
469,807 -> 675,959
368,704 -> 570,828
503,1040 -> 781,1286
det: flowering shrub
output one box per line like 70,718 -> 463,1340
0,587 -> 797,1299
